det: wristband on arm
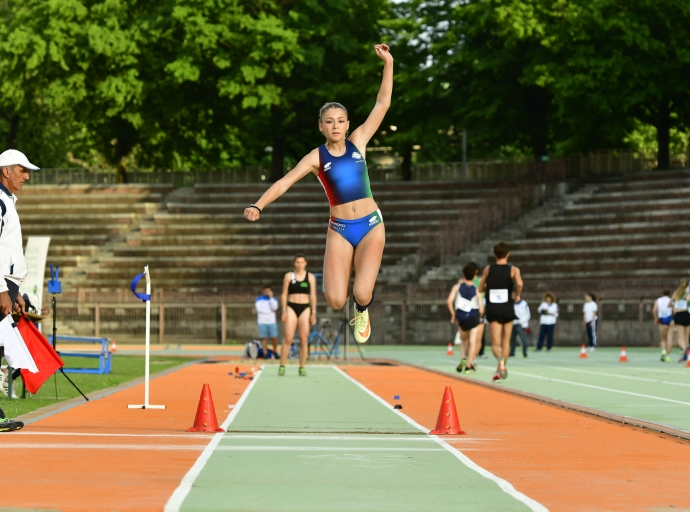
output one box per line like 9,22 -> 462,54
248,204 -> 262,213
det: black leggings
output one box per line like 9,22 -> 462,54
287,302 -> 310,318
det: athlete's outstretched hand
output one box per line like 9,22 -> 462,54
244,206 -> 261,222
374,44 -> 393,65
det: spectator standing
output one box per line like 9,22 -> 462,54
653,289 -> 674,362
255,285 -> 279,359
583,293 -> 598,351
510,298 -> 531,357
536,292 -> 559,351
0,150 -> 38,432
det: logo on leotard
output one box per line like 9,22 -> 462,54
330,220 -> 345,231
352,152 -> 363,161
369,216 -> 378,226
324,162 -> 332,171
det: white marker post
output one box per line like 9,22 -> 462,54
128,266 -> 165,410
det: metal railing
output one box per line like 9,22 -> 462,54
28,148 -> 686,186
53,295 -> 670,347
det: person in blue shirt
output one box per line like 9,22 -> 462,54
255,285 -> 279,359
245,44 -> 394,348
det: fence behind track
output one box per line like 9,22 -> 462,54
54,297 -> 663,348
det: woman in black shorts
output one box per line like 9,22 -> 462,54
479,242 -> 523,382
670,278 -> 690,362
278,254 -> 317,376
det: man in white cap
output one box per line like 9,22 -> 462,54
0,149 -> 39,432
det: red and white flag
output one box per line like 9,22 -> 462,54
17,316 -> 64,394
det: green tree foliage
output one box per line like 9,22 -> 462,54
0,0 -> 302,176
0,0 -> 688,172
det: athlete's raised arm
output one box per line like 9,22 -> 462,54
348,44 -> 394,154
244,149 -> 320,222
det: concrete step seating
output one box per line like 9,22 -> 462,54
77,180 -> 517,291
19,184 -> 172,280
483,169 -> 690,286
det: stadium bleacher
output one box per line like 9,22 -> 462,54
64,181 -> 515,292
422,169 -> 690,295
21,169 -> 689,297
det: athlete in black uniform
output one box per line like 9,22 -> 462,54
278,254 -> 317,376
479,242 -> 523,382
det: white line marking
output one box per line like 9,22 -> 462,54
215,446 -> 444,452
164,366 -> 264,512
515,364 -> 690,388
0,443 -> 206,451
509,371 -> 690,406
0,443 -> 444,452
10,431 -> 488,442
218,435 -> 493,442
333,366 -> 548,512
513,356 -> 688,375
14,432 -> 225,439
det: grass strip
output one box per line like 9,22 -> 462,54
1,355 -> 194,418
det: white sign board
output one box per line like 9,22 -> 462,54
19,236 -> 51,311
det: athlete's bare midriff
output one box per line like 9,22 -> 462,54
330,197 -> 379,220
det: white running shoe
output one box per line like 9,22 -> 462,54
350,309 -> 371,344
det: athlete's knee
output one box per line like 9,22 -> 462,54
353,288 -> 374,309
325,291 -> 347,310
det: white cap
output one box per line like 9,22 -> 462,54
0,149 -> 39,171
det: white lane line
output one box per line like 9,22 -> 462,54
13,432 -> 487,441
215,446 -> 444,452
219,435 -> 491,442
508,371 -> 690,406
0,443 -> 206,451
333,366 -> 548,512
0,443 -> 443,452
164,366 -> 264,512
513,356 -> 687,375
512,364 -> 690,388
13,432 -> 225,439
10,431 -> 489,442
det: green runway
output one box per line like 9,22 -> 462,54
177,366 -> 540,512
362,346 -> 690,432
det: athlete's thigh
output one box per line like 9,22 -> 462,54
284,308 -> 298,340
297,308 -> 311,340
353,223 -> 385,294
323,228 -> 354,308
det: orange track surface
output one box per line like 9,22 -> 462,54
344,365 -> 690,512
0,362 -> 252,511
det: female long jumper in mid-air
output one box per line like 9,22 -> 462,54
244,44 -> 393,346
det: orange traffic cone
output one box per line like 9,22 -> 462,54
111,340 -> 117,353
619,347 -> 628,363
686,358 -> 690,368
579,345 -> 587,359
429,386 -> 466,435
446,343 -> 454,356
187,384 -> 224,433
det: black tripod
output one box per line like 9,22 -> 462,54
51,293 -> 89,402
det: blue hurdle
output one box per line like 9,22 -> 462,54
47,335 -> 112,375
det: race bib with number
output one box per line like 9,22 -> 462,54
489,289 -> 508,304
675,299 -> 688,311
